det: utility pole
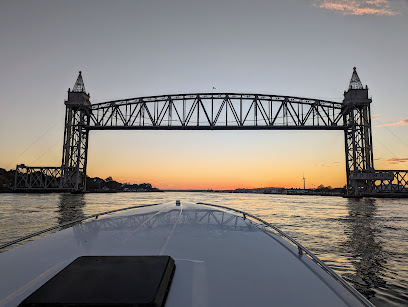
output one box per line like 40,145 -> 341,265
303,173 -> 306,190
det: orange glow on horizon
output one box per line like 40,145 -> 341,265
86,164 -> 346,190
81,130 -> 348,190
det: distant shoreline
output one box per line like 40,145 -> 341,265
0,190 -> 163,194
2,190 -> 408,198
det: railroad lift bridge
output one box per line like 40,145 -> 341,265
14,68 -> 408,197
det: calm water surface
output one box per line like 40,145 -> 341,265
0,192 -> 407,306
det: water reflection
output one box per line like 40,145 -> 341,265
57,194 -> 86,227
343,198 -> 387,300
72,207 -> 256,247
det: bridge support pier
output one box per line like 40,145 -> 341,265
61,72 -> 91,192
343,68 -> 376,196
341,67 -> 408,197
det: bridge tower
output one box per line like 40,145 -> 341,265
343,67 -> 375,196
61,71 -> 91,192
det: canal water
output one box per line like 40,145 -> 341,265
0,192 -> 407,306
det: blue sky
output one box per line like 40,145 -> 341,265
0,0 -> 407,189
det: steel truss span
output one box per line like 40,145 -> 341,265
89,93 -> 344,130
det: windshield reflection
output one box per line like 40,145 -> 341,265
72,207 -> 257,247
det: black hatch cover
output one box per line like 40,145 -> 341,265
19,256 -> 176,306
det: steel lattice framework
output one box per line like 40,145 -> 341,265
88,94 -> 344,130
14,165 -> 63,190
14,69 -> 408,197
61,104 -> 90,191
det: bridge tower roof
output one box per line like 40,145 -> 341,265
348,67 -> 363,90
72,71 -> 86,93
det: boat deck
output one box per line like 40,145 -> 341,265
0,202 -> 369,306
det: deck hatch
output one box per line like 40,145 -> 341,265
19,256 -> 175,306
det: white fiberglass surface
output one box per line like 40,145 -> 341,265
0,202 -> 364,306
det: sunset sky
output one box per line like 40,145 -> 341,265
1,0 -> 407,189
